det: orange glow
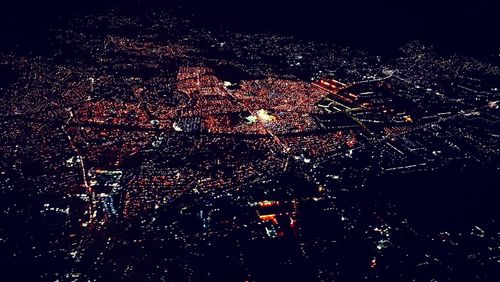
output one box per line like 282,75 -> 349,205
259,200 -> 279,207
347,93 -> 359,99
259,214 -> 278,224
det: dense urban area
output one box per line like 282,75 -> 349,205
0,9 -> 499,282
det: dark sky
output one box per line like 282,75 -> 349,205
0,0 -> 499,55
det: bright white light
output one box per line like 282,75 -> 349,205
256,109 -> 275,122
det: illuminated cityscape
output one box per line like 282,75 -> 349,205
0,1 -> 500,281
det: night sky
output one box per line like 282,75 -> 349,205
0,1 -> 499,54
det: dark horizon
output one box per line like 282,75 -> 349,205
1,0 -> 499,56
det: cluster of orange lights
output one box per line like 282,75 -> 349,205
259,214 -> 278,224
319,80 -> 336,88
345,134 -> 358,148
318,79 -> 345,89
258,200 -> 280,207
